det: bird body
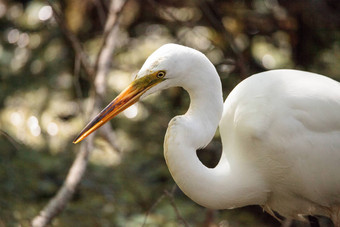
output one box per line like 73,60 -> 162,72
74,44 -> 340,225
219,70 -> 340,220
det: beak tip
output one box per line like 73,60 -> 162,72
72,79 -> 150,145
72,136 -> 81,144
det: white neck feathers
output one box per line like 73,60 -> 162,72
163,60 -> 268,209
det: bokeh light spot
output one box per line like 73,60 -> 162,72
7,29 -> 20,44
123,104 -> 138,119
27,116 -> 41,136
38,6 -> 52,21
10,112 -> 23,126
7,4 -> 23,20
30,60 -> 43,74
262,54 -> 276,69
0,2 -> 7,18
47,122 -> 59,136
18,33 -> 30,48
27,116 -> 38,128
30,125 -> 41,137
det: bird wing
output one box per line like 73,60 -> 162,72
219,70 -> 340,209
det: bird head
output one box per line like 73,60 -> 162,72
73,43 -> 199,144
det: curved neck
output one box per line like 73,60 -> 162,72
164,69 -> 267,209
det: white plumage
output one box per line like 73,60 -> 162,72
74,44 -> 340,225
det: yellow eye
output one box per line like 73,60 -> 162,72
156,71 -> 166,78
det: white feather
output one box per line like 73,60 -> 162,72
139,44 -> 340,225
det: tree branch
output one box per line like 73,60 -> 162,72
142,185 -> 189,227
31,1 -> 127,226
31,140 -> 93,227
94,0 -> 128,151
0,129 -> 22,152
94,0 -> 128,96
164,185 -> 189,227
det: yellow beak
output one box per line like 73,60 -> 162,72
73,73 -> 164,144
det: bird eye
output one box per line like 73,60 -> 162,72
156,71 -> 166,78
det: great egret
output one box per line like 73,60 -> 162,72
74,44 -> 340,225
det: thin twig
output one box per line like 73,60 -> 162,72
164,185 -> 189,227
198,0 -> 248,77
147,0 -> 199,43
147,0 -> 195,27
47,0 -> 95,79
142,184 -> 189,227
198,0 -> 240,54
98,124 -> 122,153
141,192 -> 166,226
73,55 -> 85,114
0,129 -> 22,152
147,0 -> 244,77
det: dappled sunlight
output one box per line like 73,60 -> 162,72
315,44 -> 340,77
27,115 -> 41,137
251,33 -> 293,69
107,70 -> 132,91
159,6 -> 201,23
178,26 -> 213,52
115,33 -> 173,68
0,87 -> 81,151
91,139 -> 122,167
25,2 -> 49,27
43,39 -> 63,62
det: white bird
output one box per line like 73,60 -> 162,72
74,44 -> 340,226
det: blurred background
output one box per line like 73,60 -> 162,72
1,0 -> 340,226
